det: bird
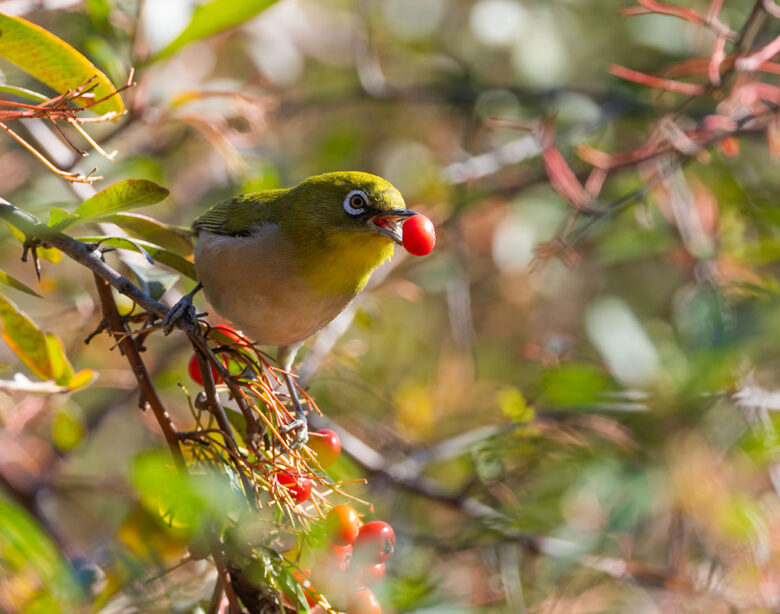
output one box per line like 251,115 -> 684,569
171,171 -> 416,447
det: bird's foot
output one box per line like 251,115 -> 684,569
162,283 -> 203,335
281,417 -> 309,449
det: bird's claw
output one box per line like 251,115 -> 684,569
281,418 -> 309,448
162,296 -> 197,335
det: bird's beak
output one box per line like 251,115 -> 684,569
370,209 -> 417,245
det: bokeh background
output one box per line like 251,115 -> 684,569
3,0 -> 780,612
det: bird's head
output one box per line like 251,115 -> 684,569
278,171 -> 415,296
286,171 -> 415,245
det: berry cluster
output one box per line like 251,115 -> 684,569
185,326 -> 398,612
278,431 -> 395,614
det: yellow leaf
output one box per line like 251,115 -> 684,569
0,13 -> 124,116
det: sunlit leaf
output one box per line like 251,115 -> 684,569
78,236 -> 196,279
0,13 -> 124,115
107,212 -> 194,257
52,180 -> 170,231
0,269 -> 41,297
48,207 -> 80,229
153,0 -> 278,61
0,291 -> 51,380
4,222 -> 65,264
45,333 -> 75,386
67,368 -> 96,391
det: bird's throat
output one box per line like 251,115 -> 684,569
298,232 -> 394,298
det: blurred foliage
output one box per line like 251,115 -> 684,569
2,0 -> 780,613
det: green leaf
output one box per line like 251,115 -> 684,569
53,180 -> 170,231
85,0 -> 112,32
0,83 -> 49,102
107,212 -> 194,257
0,291 -> 52,380
0,13 -> 124,115
124,261 -> 180,301
4,216 -> 64,263
51,403 -> 85,451
48,207 -> 79,229
153,0 -> 278,61
0,494 -> 81,610
0,269 -> 41,297
540,363 -> 610,408
78,236 -> 197,279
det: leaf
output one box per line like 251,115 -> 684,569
124,261 -> 180,301
52,180 -> 170,231
541,363 -> 610,408
0,494 -> 81,610
0,269 -> 41,297
107,213 -> 194,257
85,0 -> 112,32
78,236 -> 197,279
153,0 -> 278,61
45,334 -> 74,386
67,368 -> 96,391
48,207 -> 79,229
0,291 -> 52,380
0,83 -> 49,102
4,216 -> 62,262
0,13 -> 124,115
498,387 -> 535,423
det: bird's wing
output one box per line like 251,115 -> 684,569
192,190 -> 287,236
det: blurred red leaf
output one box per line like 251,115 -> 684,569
610,64 -> 706,96
542,144 -> 590,210
620,0 -> 705,24
576,136 -> 664,170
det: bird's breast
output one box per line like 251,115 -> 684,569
194,227 -> 354,347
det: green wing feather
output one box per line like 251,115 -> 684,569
192,190 -> 288,236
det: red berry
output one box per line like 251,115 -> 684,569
347,587 -> 382,614
326,504 -> 362,546
309,429 -> 341,468
187,353 -> 221,386
718,136 -> 739,157
355,562 -> 386,586
402,214 -> 435,256
352,521 -> 395,564
275,472 -> 312,504
328,543 -> 353,571
210,324 -> 251,348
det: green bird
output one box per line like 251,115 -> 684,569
177,171 -> 416,446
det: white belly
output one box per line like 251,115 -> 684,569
194,227 -> 353,347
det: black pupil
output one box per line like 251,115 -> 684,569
351,195 -> 364,208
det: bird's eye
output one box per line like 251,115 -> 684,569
343,190 -> 369,216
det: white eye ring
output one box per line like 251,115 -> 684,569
343,190 -> 369,216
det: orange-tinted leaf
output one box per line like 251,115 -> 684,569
0,13 -> 123,115
0,292 -> 51,380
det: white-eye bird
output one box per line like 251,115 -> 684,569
185,171 -> 416,446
